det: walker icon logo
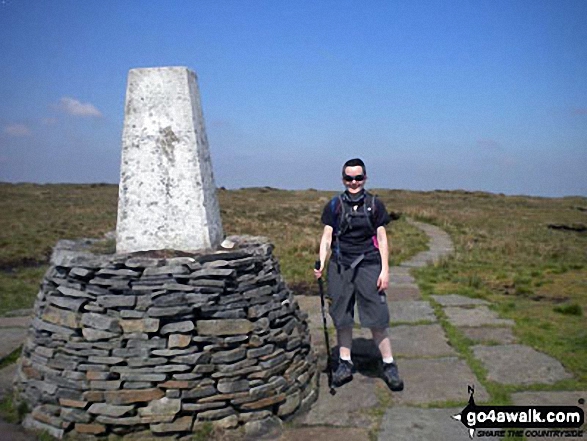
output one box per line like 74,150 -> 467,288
451,386 -> 585,439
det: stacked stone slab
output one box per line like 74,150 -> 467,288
14,235 -> 318,439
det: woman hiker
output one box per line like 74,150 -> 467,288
314,158 -> 404,391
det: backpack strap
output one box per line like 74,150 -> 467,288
333,191 -> 378,236
329,195 -> 342,235
330,191 -> 381,265
329,196 -> 340,263
363,192 -> 376,233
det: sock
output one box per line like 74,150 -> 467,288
340,354 -> 352,362
382,356 -> 394,364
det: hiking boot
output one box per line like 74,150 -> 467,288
382,361 -> 404,391
332,359 -> 354,387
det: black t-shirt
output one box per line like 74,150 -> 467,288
321,191 -> 391,267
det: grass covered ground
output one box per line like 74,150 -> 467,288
386,189 -> 587,391
1,183 -> 585,389
0,183 -> 428,314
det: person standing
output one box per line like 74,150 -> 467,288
314,158 -> 404,391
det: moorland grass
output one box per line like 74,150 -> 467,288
1,184 -> 585,390
0,183 -> 118,266
390,189 -> 587,393
0,184 -> 428,313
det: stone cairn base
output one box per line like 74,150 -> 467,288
13,235 -> 318,439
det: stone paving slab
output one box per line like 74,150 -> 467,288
2,309 -> 33,318
389,266 -> 413,276
390,357 -> 490,405
389,324 -> 456,358
316,326 -> 454,369
473,344 -> 573,385
0,421 -> 37,441
0,328 -> 27,360
389,267 -> 416,282
0,316 -> 32,328
410,221 -> 453,243
309,327 -> 334,351
389,275 -> 416,284
279,426 -> 370,441
295,295 -> 320,316
378,407 -> 499,441
389,274 -> 417,286
459,326 -> 516,344
389,301 -> 436,324
386,285 -> 422,301
444,306 -> 514,327
296,296 -> 333,331
353,324 -> 456,359
431,294 -> 489,307
427,240 -> 453,250
400,258 -> 429,268
403,231 -> 453,262
296,373 -> 380,428
0,364 -> 17,399
311,330 -> 387,375
350,329 -> 384,365
419,251 -> 441,261
309,328 -> 336,372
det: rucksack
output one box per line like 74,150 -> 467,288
329,191 -> 377,237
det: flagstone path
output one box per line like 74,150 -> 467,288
281,219 -> 585,441
0,220 -> 583,440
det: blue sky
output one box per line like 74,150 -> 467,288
0,0 -> 586,196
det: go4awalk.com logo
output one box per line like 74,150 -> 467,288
452,386 -> 585,439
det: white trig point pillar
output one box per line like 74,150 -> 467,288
116,67 -> 223,254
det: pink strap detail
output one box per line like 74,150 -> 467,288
372,235 -> 379,249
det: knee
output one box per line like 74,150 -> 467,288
370,327 -> 389,340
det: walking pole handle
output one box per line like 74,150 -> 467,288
314,260 -> 323,282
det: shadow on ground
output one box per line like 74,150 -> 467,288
324,340 -> 384,379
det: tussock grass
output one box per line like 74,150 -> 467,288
0,396 -> 28,424
553,303 -> 583,316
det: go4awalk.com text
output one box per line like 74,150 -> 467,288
452,386 -> 585,438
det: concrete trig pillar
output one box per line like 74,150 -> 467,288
116,67 -> 223,253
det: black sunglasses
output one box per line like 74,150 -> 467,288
343,174 -> 365,182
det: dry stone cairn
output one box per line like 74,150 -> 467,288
14,67 -> 318,439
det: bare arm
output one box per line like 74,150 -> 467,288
376,225 -> 389,291
314,225 -> 333,279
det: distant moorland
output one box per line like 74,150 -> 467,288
1,183 -> 585,389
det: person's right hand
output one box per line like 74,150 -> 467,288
313,262 -> 324,279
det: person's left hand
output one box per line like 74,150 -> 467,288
377,269 -> 389,291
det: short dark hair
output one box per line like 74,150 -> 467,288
342,158 -> 366,176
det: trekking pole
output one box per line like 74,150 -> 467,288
315,261 -> 336,396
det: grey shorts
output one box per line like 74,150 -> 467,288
326,259 -> 390,329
